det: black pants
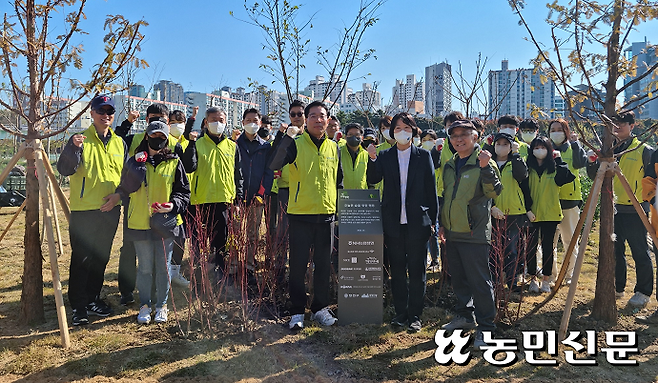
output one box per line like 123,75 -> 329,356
615,212 -> 654,296
527,221 -> 559,277
490,215 -> 525,287
385,224 -> 429,321
68,207 -> 120,311
288,218 -> 331,315
445,240 -> 496,331
189,203 -> 229,271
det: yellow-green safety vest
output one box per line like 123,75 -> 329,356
558,145 -> 583,201
288,132 -> 339,215
190,134 -> 237,205
529,168 -> 563,222
615,137 -> 646,205
375,141 -> 393,197
436,143 -> 455,197
494,161 -> 526,215
341,144 -> 369,189
127,158 -> 183,230
69,125 -> 124,211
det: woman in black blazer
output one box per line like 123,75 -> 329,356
366,112 -> 438,332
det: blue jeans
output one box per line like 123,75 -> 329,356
135,237 -> 174,309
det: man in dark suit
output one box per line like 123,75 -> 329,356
366,112 -> 438,332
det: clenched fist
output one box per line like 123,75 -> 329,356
367,143 -> 377,160
478,149 -> 492,168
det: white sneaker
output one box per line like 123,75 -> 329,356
564,278 -> 572,286
169,265 -> 190,288
540,280 -> 551,293
310,307 -> 338,326
289,314 -> 304,330
137,305 -> 151,324
528,280 -> 540,293
628,292 -> 651,308
616,291 -> 625,299
154,307 -> 168,323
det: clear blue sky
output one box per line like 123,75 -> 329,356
13,0 -> 658,110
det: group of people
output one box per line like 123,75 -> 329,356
57,94 -> 658,344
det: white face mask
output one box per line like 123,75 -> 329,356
550,131 -> 566,145
243,122 -> 259,135
381,129 -> 392,141
521,131 -> 537,144
170,123 -> 184,138
499,128 -> 517,137
413,136 -> 421,147
533,148 -> 548,159
495,143 -> 511,157
207,121 -> 226,136
394,130 -> 413,146
421,140 -> 435,151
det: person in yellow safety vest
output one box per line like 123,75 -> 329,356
375,116 -> 395,199
111,121 -> 190,325
114,103 -> 195,306
327,116 -> 346,147
525,136 -> 575,294
490,132 -> 533,292
640,123 -> 658,325
519,118 -> 539,147
482,115 -> 529,160
420,129 -> 442,269
271,100 -> 307,283
341,123 -> 371,190
587,110 -> 654,310
164,108 -> 199,289
186,106 -> 244,280
269,101 -> 343,330
57,94 -> 128,326
548,118 -> 588,286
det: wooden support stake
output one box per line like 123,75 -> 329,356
47,177 -> 64,255
34,145 -> 70,348
0,199 -> 27,244
0,144 -> 27,187
613,164 -> 658,246
40,149 -> 69,223
558,162 -> 608,340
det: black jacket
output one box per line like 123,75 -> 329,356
367,145 -> 438,238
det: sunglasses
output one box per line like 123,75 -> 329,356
289,112 -> 304,118
95,108 -> 115,116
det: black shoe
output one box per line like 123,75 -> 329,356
72,309 -> 89,326
636,310 -> 658,325
408,317 -> 422,333
390,314 -> 408,327
120,293 -> 135,306
87,299 -> 113,317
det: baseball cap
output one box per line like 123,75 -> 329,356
493,132 -> 515,145
447,119 -> 476,134
363,127 -> 377,140
612,110 -> 635,124
91,94 -> 115,112
146,121 -> 169,138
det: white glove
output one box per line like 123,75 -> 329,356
491,206 -> 504,220
436,138 -> 445,151
587,149 -> 598,163
286,126 -> 300,138
511,141 -> 520,154
526,211 -> 536,222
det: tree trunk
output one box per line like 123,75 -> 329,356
20,153 -> 44,323
20,0 -> 45,324
592,171 -> 616,322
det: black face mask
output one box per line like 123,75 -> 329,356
346,135 -> 362,148
257,127 -> 270,139
362,139 -> 375,149
148,136 -> 168,151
